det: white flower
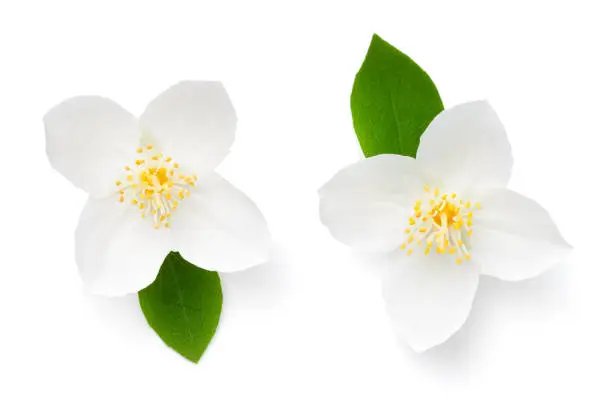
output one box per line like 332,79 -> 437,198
45,81 -> 271,296
319,101 -> 571,352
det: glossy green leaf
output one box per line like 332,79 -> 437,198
351,34 -> 444,158
138,252 -> 222,363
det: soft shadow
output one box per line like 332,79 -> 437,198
220,244 -> 291,310
398,260 -> 572,380
84,292 -> 151,341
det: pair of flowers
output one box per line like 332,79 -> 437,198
45,81 -> 570,351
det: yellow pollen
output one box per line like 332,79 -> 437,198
399,186 -> 481,264
114,144 -> 197,229
407,249 -> 413,256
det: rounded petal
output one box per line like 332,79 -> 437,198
319,154 -> 426,252
75,197 -> 172,296
169,173 -> 271,273
382,253 -> 480,352
416,101 -> 512,192
469,188 -> 572,281
44,96 -> 141,197
140,81 -> 236,175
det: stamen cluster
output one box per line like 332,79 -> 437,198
115,144 -> 197,229
400,185 -> 481,264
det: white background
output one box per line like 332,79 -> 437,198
0,0 -> 609,403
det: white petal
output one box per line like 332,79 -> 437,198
319,154 -> 425,252
416,101 -> 512,192
75,197 -> 172,296
469,188 -> 571,281
140,81 -> 236,175
44,96 -> 141,197
169,173 -> 271,273
382,253 -> 480,352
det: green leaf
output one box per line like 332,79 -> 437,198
350,34 -> 444,158
138,252 -> 222,363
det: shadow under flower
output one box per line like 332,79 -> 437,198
85,244 -> 290,341
219,244 -> 291,311
395,260 -> 572,379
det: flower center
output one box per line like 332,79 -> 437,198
400,185 -> 481,264
115,144 -> 197,229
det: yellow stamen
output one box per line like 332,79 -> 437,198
399,185 -> 482,264
114,144 -> 197,229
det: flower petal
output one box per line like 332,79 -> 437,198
416,100 -> 512,192
169,173 -> 271,273
44,96 -> 141,197
469,188 -> 571,281
140,81 -> 236,175
382,253 -> 480,352
75,197 -> 172,296
319,154 -> 425,252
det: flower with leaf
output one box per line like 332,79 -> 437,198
319,101 -> 571,352
45,81 -> 271,296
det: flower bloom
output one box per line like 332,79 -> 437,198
45,81 -> 271,296
319,101 -> 571,352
